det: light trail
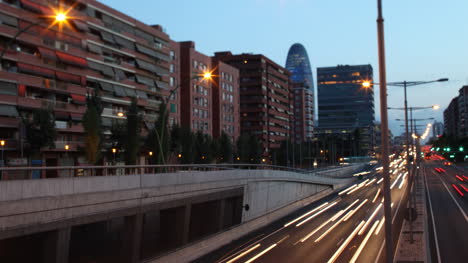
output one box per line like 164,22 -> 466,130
284,202 -> 330,227
300,200 -> 360,243
343,199 -> 368,221
391,173 -> 403,189
350,220 -> 380,263
358,203 -> 382,235
365,178 -> 377,186
326,221 -> 365,263
244,244 -> 277,263
226,244 -> 260,263
375,217 -> 385,235
372,189 -> 381,203
347,179 -> 369,195
398,176 -> 406,189
377,178 -> 383,184
338,184 -> 357,195
296,201 -> 338,227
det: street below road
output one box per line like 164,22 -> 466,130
196,156 -> 410,263
424,159 -> 468,263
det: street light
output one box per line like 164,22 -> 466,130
0,10 -> 72,61
0,140 -> 5,167
153,71 -> 213,166
112,148 -> 117,162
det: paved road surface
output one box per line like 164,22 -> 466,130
424,159 -> 468,263
196,157 -> 410,263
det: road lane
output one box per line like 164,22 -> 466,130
197,157 -> 410,263
424,161 -> 468,263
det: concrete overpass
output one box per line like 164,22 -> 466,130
0,164 -> 364,263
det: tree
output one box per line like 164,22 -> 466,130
82,91 -> 103,164
153,102 -> 170,165
24,107 -> 56,155
125,99 -> 141,165
218,132 -> 233,163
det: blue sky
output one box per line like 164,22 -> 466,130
99,0 -> 468,136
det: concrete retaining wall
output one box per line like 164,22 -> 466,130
0,166 -> 359,237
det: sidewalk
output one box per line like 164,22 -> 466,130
395,167 -> 427,262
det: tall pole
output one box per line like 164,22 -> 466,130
403,82 -> 415,243
376,1 -> 393,262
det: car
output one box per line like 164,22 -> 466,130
443,161 -> 452,166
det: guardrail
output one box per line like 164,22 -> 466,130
0,163 -> 358,181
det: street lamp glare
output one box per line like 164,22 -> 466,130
55,13 -> 67,22
203,72 -> 212,80
362,81 -> 371,88
432,105 -> 440,110
0,140 -> 5,147
65,144 -> 70,151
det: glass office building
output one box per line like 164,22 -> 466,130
285,43 -> 314,142
317,64 -> 375,155
285,43 -> 314,90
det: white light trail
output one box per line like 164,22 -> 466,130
372,189 -> 381,203
343,199 -> 368,221
326,221 -> 365,263
377,178 -> 384,184
347,179 -> 369,195
226,244 -> 261,263
284,202 -> 330,227
244,243 -> 277,263
349,220 -> 380,263
338,184 -> 357,195
358,203 -> 382,235
391,173 -> 403,189
365,178 -> 377,186
375,217 -> 385,235
296,201 -> 338,227
300,200 -> 360,243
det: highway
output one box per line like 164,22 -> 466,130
424,158 -> 468,263
196,156 -> 411,263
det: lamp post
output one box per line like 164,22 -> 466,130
0,11 -> 70,61
0,140 -> 5,166
112,148 -> 117,163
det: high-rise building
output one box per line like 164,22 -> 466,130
211,57 -> 240,141
178,42 -> 240,139
457,85 -> 468,137
432,121 -> 444,138
0,0 -> 172,172
285,43 -> 314,89
285,43 -> 314,142
179,41 -> 213,136
444,97 -> 459,136
214,52 -> 292,154
317,64 -> 375,156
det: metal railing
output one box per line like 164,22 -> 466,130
0,163 -> 356,181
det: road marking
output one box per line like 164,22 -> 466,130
424,168 -> 443,263
436,172 -> 468,222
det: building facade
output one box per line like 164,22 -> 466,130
285,43 -> 314,142
457,85 -> 468,137
316,64 -> 375,156
213,52 -> 292,154
0,0 -> 175,174
210,57 -> 240,141
444,97 -> 459,136
432,121 -> 444,138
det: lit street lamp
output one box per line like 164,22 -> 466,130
0,11 -> 71,61
112,148 -> 117,162
0,140 -> 5,166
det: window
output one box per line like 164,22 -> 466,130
170,51 -> 175,60
193,60 -> 198,68
170,64 -> 174,73
169,77 -> 174,87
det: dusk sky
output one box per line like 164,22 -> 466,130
99,0 -> 468,136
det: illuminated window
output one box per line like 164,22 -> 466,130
351,72 -> 361,76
